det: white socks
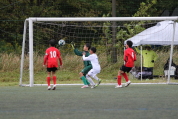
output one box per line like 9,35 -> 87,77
86,75 -> 95,85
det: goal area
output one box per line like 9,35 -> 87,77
20,17 -> 178,87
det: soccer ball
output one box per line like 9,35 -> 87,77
58,39 -> 65,46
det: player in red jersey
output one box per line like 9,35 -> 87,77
115,40 -> 136,88
43,39 -> 63,90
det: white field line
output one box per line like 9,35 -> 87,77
19,82 -> 177,87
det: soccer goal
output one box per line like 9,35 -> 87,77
20,17 -> 178,87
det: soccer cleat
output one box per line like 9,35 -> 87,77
52,85 -> 56,90
125,80 -> 131,87
81,85 -> 89,88
91,85 -> 96,89
115,85 -> 122,88
88,84 -> 91,87
96,79 -> 102,87
47,86 -> 51,90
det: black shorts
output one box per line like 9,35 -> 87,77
120,65 -> 132,73
47,67 -> 58,72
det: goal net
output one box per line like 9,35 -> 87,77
20,17 -> 178,87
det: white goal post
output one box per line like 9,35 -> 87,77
20,17 -> 178,87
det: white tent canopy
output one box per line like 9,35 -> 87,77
125,20 -> 178,46
124,20 -> 177,83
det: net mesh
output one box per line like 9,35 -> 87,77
21,20 -> 178,85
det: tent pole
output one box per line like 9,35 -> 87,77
141,46 -> 143,81
167,21 -> 176,83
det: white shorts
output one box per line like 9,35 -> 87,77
87,69 -> 100,77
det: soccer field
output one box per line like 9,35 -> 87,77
0,85 -> 178,119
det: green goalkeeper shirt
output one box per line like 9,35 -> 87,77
135,47 -> 158,67
74,49 -> 92,67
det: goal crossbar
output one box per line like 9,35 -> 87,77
27,17 -> 178,22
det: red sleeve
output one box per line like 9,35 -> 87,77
133,51 -> 137,61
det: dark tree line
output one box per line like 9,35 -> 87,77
0,0 -> 177,53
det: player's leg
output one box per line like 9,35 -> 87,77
89,70 -> 101,87
90,69 -> 100,81
122,73 -> 129,82
51,68 -> 58,90
79,72 -> 89,88
86,75 -> 95,88
115,70 -> 123,88
83,65 -> 92,85
80,65 -> 92,88
92,75 -> 99,81
115,65 -> 125,88
46,68 -> 51,90
86,70 -> 96,88
83,74 -> 90,86
122,73 -> 131,87
122,67 -> 132,87
94,75 -> 102,87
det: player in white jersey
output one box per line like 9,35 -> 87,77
82,47 -> 102,88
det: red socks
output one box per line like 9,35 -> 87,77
117,73 -> 129,85
53,76 -> 57,85
117,75 -> 121,85
122,73 -> 129,82
46,77 -> 51,86
47,76 -> 57,86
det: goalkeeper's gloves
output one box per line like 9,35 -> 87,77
71,41 -> 75,49
151,60 -> 154,63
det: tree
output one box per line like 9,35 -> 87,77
0,0 -> 178,53
116,0 -> 158,48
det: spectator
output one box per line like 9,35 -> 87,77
135,45 -> 158,79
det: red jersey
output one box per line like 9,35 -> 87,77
43,47 -> 62,68
124,48 -> 136,67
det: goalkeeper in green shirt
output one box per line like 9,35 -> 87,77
135,45 -> 158,79
71,42 -> 92,88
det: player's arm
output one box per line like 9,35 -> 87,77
82,52 -> 92,66
43,56 -> 47,66
74,49 -> 83,56
71,41 -> 83,56
57,50 -> 63,66
82,54 -> 92,61
59,57 -> 63,66
71,41 -> 75,49
43,50 -> 48,66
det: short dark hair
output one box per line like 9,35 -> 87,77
126,40 -> 133,47
85,43 -> 91,50
90,47 -> 96,53
49,39 -> 56,46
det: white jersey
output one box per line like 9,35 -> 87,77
82,54 -> 101,73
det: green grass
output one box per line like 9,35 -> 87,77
0,85 -> 178,119
1,69 -> 178,87
1,51 -> 178,86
